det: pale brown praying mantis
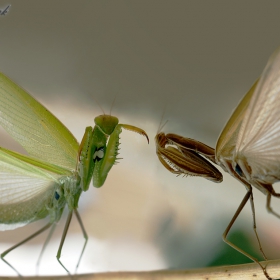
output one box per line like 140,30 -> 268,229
155,47 -> 280,280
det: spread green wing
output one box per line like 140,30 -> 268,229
0,73 -> 79,170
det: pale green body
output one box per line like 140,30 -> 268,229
0,72 -> 130,230
0,115 -> 122,229
0,72 -> 148,274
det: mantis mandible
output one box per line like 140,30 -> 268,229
155,47 -> 280,280
0,72 -> 149,276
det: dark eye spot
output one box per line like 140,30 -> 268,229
93,147 -> 104,162
235,164 -> 243,177
55,191 -> 60,200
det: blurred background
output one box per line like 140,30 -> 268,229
1,0 -> 280,276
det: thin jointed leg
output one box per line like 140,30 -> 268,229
74,209 -> 88,274
1,223 -> 52,277
267,191 -> 280,219
248,189 -> 268,260
36,223 -> 57,275
56,211 -> 73,275
222,188 -> 271,280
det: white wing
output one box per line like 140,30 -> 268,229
0,148 -> 62,231
235,47 -> 280,183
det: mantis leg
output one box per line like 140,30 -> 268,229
266,190 -> 280,219
1,223 -> 52,277
36,223 -> 56,275
56,211 -> 73,275
247,187 -> 268,261
74,209 -> 88,274
165,133 -> 217,163
56,210 -> 88,275
222,187 -> 271,280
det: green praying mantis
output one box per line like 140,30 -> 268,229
0,72 -> 149,276
155,47 -> 280,280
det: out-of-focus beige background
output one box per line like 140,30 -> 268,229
1,0 -> 280,276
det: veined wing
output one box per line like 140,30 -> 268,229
235,47 -> 280,181
216,80 -> 258,161
0,147 -> 68,231
0,73 -> 79,170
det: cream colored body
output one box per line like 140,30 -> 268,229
155,48 -> 280,280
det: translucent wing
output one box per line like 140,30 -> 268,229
234,47 -> 280,182
216,80 -> 258,161
0,147 -> 63,231
0,73 -> 79,170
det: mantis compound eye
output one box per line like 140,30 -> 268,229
235,163 -> 243,177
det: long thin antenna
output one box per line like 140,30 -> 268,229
159,119 -> 168,133
84,90 -> 106,115
94,96 -> 105,115
110,94 -> 117,116
157,105 -> 168,133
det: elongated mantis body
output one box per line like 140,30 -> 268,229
155,47 -> 280,280
0,72 -> 149,276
